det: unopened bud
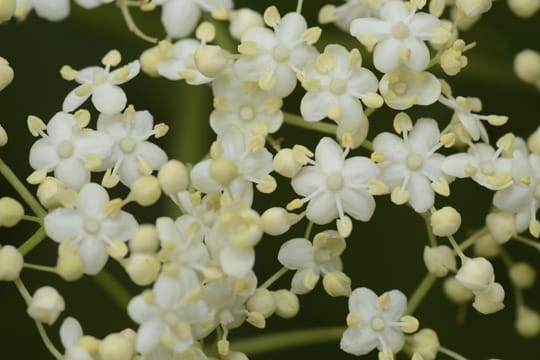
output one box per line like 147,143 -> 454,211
456,257 -> 495,292
514,49 -> 540,84
273,289 -> 299,318
124,253 -> 161,286
194,45 -> 228,78
0,197 -> 24,227
246,288 -> 276,318
0,56 -> 14,91
140,46 -> 163,77
430,206 -> 461,237
443,277 -> 474,304
322,271 -> 352,297
527,126 -> 540,155
473,233 -> 500,258
273,148 -> 302,178
229,8 -> 264,40
0,245 -> 23,281
423,245 -> 457,277
508,0 -> 540,18
486,212 -> 515,244
409,329 -> 440,360
130,224 -> 159,253
56,249 -> 84,281
158,160 -> 189,195
472,282 -> 505,314
509,262 -> 536,289
27,286 -> 65,325
515,306 -> 540,338
261,207 -> 300,235
98,333 -> 134,360
129,176 -> 162,206
0,0 -> 15,22
0,125 -> 7,147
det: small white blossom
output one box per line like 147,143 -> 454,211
15,0 -> 69,22
156,39 -> 214,85
319,0 -> 387,32
74,0 -> 114,9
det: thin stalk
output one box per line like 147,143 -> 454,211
296,0 -> 304,13
422,212 -> 437,247
261,266 -> 288,289
439,346 -> 468,360
117,0 -> 158,43
406,273 -> 437,315
93,270 -> 132,309
304,221 -> 314,239
283,112 -> 337,136
513,235 -> 540,251
24,263 -> 57,273
18,227 -> 47,256
458,227 -> 488,251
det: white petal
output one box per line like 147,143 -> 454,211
78,237 -> 108,275
379,1 -> 410,21
78,183 -> 109,217
291,167 -> 326,197
402,38 -> 430,71
102,212 -> 138,241
343,157 -> 379,184
291,268 -> 319,294
60,317 -> 83,348
110,60 -> 141,85
341,188 -> 376,222
373,38 -> 401,73
44,209 -> 83,243
33,0 -> 70,21
220,246 -> 254,278
383,289 -> 407,320
161,0 -> 201,38
407,172 -> 434,213
349,287 -> 378,313
133,110 -> 154,136
315,137 -> 345,174
493,185 -> 532,213
63,87 -> 91,113
373,132 -> 406,161
340,327 -> 378,356
441,153 -> 476,178
190,159 -> 222,193
380,328 -> 405,353
350,18 -> 390,38
409,13 -> 441,40
300,91 -> 334,122
278,238 -> 315,270
128,296 -> 159,324
91,83 -> 127,115
29,140 -> 59,170
54,159 -> 90,190
275,12 -> 307,44
408,118 -> 440,153
306,191 -> 338,224
135,318 -> 163,353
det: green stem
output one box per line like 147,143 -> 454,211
513,235 -> 540,251
261,266 -> 288,289
458,227 -> 488,252
233,326 -> 344,355
406,273 -> 437,315
117,0 -> 158,43
296,0 -> 304,13
22,215 -> 42,224
283,112 -> 337,136
18,227 -> 47,256
498,247 -> 513,268
422,212 -> 437,247
304,221 -> 314,239
447,235 -> 466,259
14,279 -> 63,359
24,263 -> 57,273
93,270 -> 132,309
0,158 -> 46,217
439,346 -> 468,360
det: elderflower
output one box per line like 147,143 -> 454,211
14,0 -> 70,22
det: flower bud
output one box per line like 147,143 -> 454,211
322,271 -> 352,297
430,207 -> 461,237
0,197 -> 24,227
210,158 -> 238,186
246,288 -> 276,318
229,8 -> 264,40
486,212 -> 515,244
261,207 -> 300,236
37,177 -> 64,209
456,257 -> 494,292
139,46 -> 162,77
129,224 -> 159,253
98,333 -> 135,360
473,233 -> 500,258
273,289 -> 299,319
443,277 -> 474,304
273,149 -> 302,178
56,245 -> 85,281
409,329 -> 440,360
527,126 -> 540,155
27,286 -> 65,325
508,0 -> 540,18
472,282 -> 505,314
423,246 -> 457,277
0,245 -> 23,281
514,50 -> 540,84
129,176 -> 162,206
158,160 -> 189,196
194,45 -> 228,78
0,124 -> 7,147
124,253 -> 161,286
0,0 -> 15,22
336,121 -> 369,149
515,306 -> 540,338
0,56 -> 14,91
456,0 -> 492,17
509,262 -> 536,289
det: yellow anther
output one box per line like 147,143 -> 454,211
393,112 -> 413,134
258,72 -> 277,91
520,176 -> 531,185
362,92 -> 384,108
368,179 -> 389,195
106,240 -> 128,259
315,53 -> 333,73
341,132 -> 354,148
371,152 -> 385,163
27,170 -> 46,185
431,177 -> 450,196
318,4 -> 338,23
357,34 -> 377,52
440,133 -> 456,148
301,77 -> 320,92
346,312 -> 362,328
464,163 -> 478,176
102,49 -> 122,67
211,4 -> 228,20
264,97 -> 283,113
180,69 -> 196,81
74,84 -> 92,97
104,198 -> 124,217
327,104 -> 342,120
113,65 -> 130,82
238,41 -> 258,56
486,172 -> 513,188
56,190 -> 79,209
391,186 -> 409,205
190,191 -> 202,207
102,169 -> 120,188
496,133 -> 515,152
286,198 -> 303,211
263,6 -> 280,27
74,109 -> 90,128
154,123 -> 169,138
377,292 -> 390,310
85,154 -> 102,171
195,22 -> 216,42
487,115 -> 508,126
302,27 -> 322,45
529,219 -> 540,238
292,144 -> 314,163
400,315 -> 419,333
60,65 -> 78,81
336,216 -> 353,238
27,115 -> 46,137
348,48 -> 363,68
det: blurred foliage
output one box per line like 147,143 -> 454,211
0,0 -> 539,359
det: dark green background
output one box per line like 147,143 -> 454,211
0,1 -> 539,359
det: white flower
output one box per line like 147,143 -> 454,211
278,230 -> 345,294
29,112 -> 112,190
341,287 -> 408,356
373,117 -> 451,212
97,109 -> 168,187
62,50 -> 140,115
378,66 -> 441,110
442,140 -> 513,190
211,72 -> 283,134
44,183 -> 138,274
176,191 -> 221,236
299,44 -> 379,131
128,272 -> 209,354
60,317 -> 93,360
74,0 -> 113,9
350,0 -> 446,73
156,39 -> 214,85
155,0 -> 233,38
319,0 -> 387,33
234,9 -> 319,97
15,0 -> 69,22
291,137 -> 379,225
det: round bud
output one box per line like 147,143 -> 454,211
527,126 -> 540,155
0,197 -> 24,227
423,245 -> 457,277
473,233 -> 500,258
472,282 -> 505,314
508,0 -> 540,18
229,8 -> 264,40
486,212 -> 515,244
273,149 -> 302,178
194,45 -> 228,78
0,124 -> 7,147
37,177 -> 64,209
56,250 -> 84,281
430,207 -> 461,237
0,0 -> 15,23
443,277 -> 474,304
409,329 -> 440,360
129,176 -> 162,206
456,0 -> 492,17
27,286 -> 65,325
0,245 -> 23,281
158,160 -> 189,195
509,262 -> 536,289
514,49 -> 540,83
246,288 -> 276,318
273,289 -> 299,319
139,46 -> 162,77
124,253 -> 161,286
209,158 -> 238,186
261,207 -> 291,235
336,120 -> 369,149
129,224 -> 159,253
456,257 -> 495,292
98,333 -> 134,360
0,56 -> 14,91
322,271 -> 352,297
78,335 -> 100,356
515,306 -> 540,338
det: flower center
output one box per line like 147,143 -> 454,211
406,153 -> 424,171
479,160 -> 495,176
370,316 -> 386,332
393,81 -> 408,95
392,21 -> 410,40
239,105 -> 256,121
120,136 -> 137,154
92,69 -> 107,85
56,140 -> 74,159
272,44 -> 290,63
329,78 -> 347,95
326,174 -> 344,192
84,219 -> 101,235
